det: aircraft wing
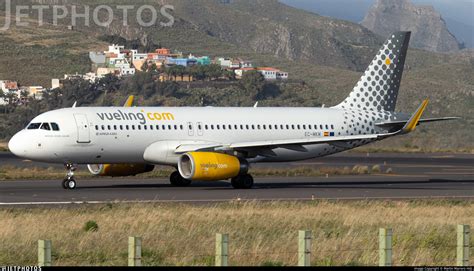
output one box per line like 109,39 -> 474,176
174,133 -> 395,154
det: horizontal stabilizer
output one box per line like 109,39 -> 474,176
376,117 -> 460,128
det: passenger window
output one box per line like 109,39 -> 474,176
320,125 -> 323,130
49,123 -> 59,131
120,125 -> 123,130
286,125 -> 289,129
114,125 -> 117,130
234,125 -> 238,130
297,125 -> 301,130
257,125 -> 261,130
168,125 -> 172,130
291,125 -> 295,130
174,125 -> 178,130
180,125 -> 184,130
217,125 -> 220,130
331,125 -> 335,129
156,125 -> 160,130
326,125 -> 329,129
95,125 -> 99,131
222,125 -> 226,130
132,125 -> 135,130
252,125 -> 255,130
150,125 -> 153,130
144,125 -> 147,130
40,123 -> 51,131
162,125 -> 166,130
27,123 -> 41,130
211,125 -> 214,130
205,125 -> 209,130
126,125 -> 129,130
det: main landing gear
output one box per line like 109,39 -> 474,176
168,171 -> 254,189
62,163 -> 77,190
170,171 -> 192,187
231,174 -> 254,189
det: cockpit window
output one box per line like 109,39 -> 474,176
51,123 -> 60,131
40,123 -> 51,131
27,123 -> 41,130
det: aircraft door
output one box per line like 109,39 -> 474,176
74,114 -> 91,144
187,122 -> 194,136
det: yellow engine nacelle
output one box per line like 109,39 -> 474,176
178,152 -> 249,181
87,164 -> 155,177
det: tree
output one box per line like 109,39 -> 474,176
223,70 -> 236,81
19,89 -> 29,105
240,70 -> 265,99
205,64 -> 223,80
141,61 -> 149,72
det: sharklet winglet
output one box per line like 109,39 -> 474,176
124,95 -> 134,107
402,99 -> 429,133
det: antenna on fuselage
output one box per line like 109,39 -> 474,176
254,102 -> 259,108
72,101 -> 77,108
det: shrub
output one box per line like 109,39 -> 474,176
83,220 -> 99,232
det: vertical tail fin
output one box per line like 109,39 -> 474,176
335,31 -> 411,112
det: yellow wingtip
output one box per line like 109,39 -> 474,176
404,99 -> 429,132
124,95 -> 134,107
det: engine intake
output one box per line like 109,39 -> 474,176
178,152 -> 249,181
87,164 -> 155,177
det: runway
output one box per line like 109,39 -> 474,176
0,152 -> 473,205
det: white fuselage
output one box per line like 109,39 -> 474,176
8,106 -> 392,166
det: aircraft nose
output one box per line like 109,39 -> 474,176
8,132 -> 26,157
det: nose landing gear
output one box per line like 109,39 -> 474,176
62,164 -> 77,190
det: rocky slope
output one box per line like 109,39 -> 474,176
361,0 -> 461,52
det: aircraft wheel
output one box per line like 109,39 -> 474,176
231,174 -> 254,189
170,171 -> 192,187
64,178 -> 77,190
62,178 -> 69,189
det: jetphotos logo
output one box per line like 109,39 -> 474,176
0,0 -> 175,31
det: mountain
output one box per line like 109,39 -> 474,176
280,0 -> 474,49
361,0 -> 461,52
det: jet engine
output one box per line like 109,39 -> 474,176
178,152 -> 249,181
87,164 -> 155,177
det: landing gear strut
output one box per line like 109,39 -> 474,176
62,163 -> 77,190
231,174 -> 254,189
170,171 -> 192,187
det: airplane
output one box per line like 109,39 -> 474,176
8,31 -> 459,190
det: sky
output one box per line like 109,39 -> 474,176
279,0 -> 474,47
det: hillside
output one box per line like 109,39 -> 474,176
0,0 -> 472,150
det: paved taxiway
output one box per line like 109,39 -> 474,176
0,152 -> 473,204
